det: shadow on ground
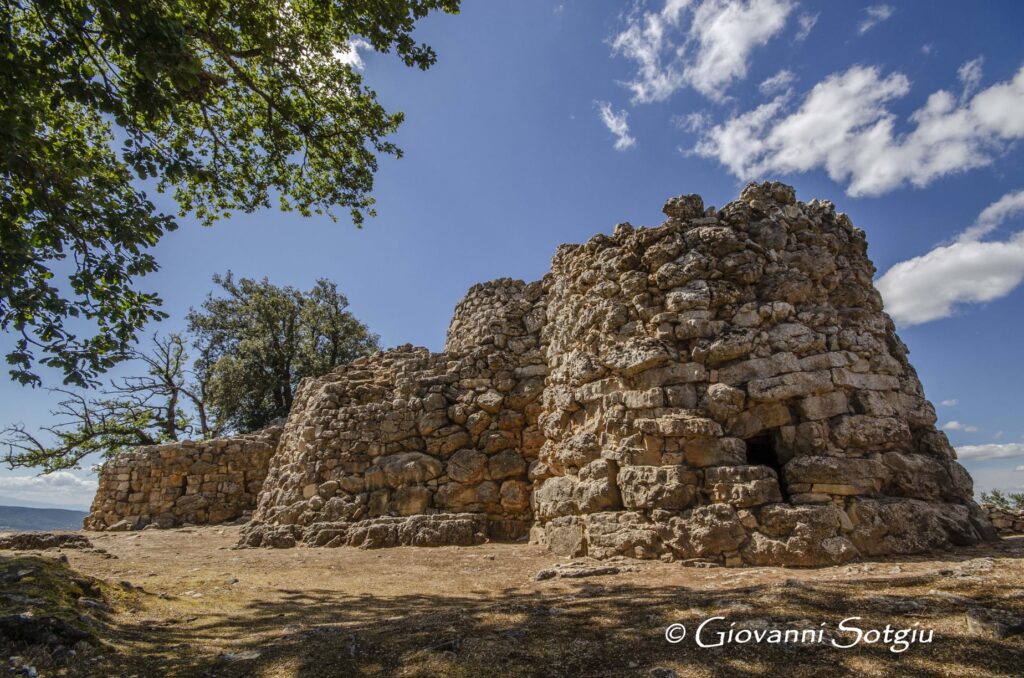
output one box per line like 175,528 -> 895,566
115,542 -> 1024,677
4,536 -> 1024,677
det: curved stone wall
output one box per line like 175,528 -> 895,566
444,278 -> 546,354
529,182 -> 993,565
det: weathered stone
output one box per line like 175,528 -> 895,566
90,184 -> 994,566
618,466 -> 698,509
376,453 -> 444,488
660,504 -> 748,558
446,449 -> 487,484
704,466 -> 783,507
488,449 -> 527,481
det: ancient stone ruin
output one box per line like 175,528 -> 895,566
90,182 -> 998,566
84,427 -> 280,531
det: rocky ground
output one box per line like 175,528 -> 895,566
1,527 -> 1023,677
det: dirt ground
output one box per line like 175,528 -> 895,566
2,526 -> 1023,677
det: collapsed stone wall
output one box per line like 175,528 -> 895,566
238,182 -> 995,564
84,427 -> 280,530
88,182 -> 996,565
983,505 -> 1024,534
239,278 -> 549,548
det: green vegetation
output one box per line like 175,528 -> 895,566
188,273 -> 379,433
1,0 -> 458,388
979,489 -> 1024,511
2,274 -> 378,471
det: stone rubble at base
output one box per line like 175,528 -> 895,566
86,182 -> 1000,566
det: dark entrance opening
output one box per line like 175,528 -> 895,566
744,433 -> 789,501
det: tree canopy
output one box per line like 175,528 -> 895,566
1,0 -> 458,388
189,273 -> 379,432
2,274 -> 379,471
1,333 -> 215,472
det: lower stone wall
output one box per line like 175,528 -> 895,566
84,427 -> 281,531
982,504 -> 1024,534
238,344 -> 546,549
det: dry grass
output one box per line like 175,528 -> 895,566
2,527 -> 1023,677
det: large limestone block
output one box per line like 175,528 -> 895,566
573,459 -> 622,513
704,465 -> 784,507
375,453 -> 444,488
783,455 -> 885,496
584,511 -> 661,559
617,465 -> 698,510
659,504 -> 748,558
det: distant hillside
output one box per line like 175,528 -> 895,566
0,505 -> 87,532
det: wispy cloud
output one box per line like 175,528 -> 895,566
611,0 -> 794,103
958,56 -> 985,101
759,69 -> 795,95
943,421 -> 979,433
877,187 -> 1024,325
0,471 -> 97,509
693,63 -> 1024,197
940,399 -> 959,407
858,4 -> 894,35
673,110 -> 713,133
794,12 -> 818,42
596,101 -> 637,150
957,443 -> 1024,461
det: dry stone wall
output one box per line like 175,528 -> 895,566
239,278 -> 549,549
88,182 -> 998,565
983,505 -> 1024,534
84,427 -> 280,531
530,182 -> 994,566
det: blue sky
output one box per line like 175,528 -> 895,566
2,0 -> 1024,509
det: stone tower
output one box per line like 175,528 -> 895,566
239,182 -> 995,565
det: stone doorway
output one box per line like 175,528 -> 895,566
744,433 -> 789,501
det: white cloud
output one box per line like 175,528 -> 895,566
877,187 -> 1024,325
0,471 -> 97,509
674,110 -> 713,132
685,0 -> 795,100
759,69 -> 795,95
877,233 -> 1024,325
995,431 -> 1005,440
960,187 -> 1024,242
940,399 -> 959,407
596,101 -> 637,150
943,421 -> 979,432
956,443 -> 1024,461
334,37 -> 372,70
858,4 -> 894,35
693,64 -> 1024,197
611,0 -> 794,104
958,56 -> 985,101
921,43 -> 935,56
610,0 -> 693,104
794,12 -> 818,42
1016,465 -> 1024,472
